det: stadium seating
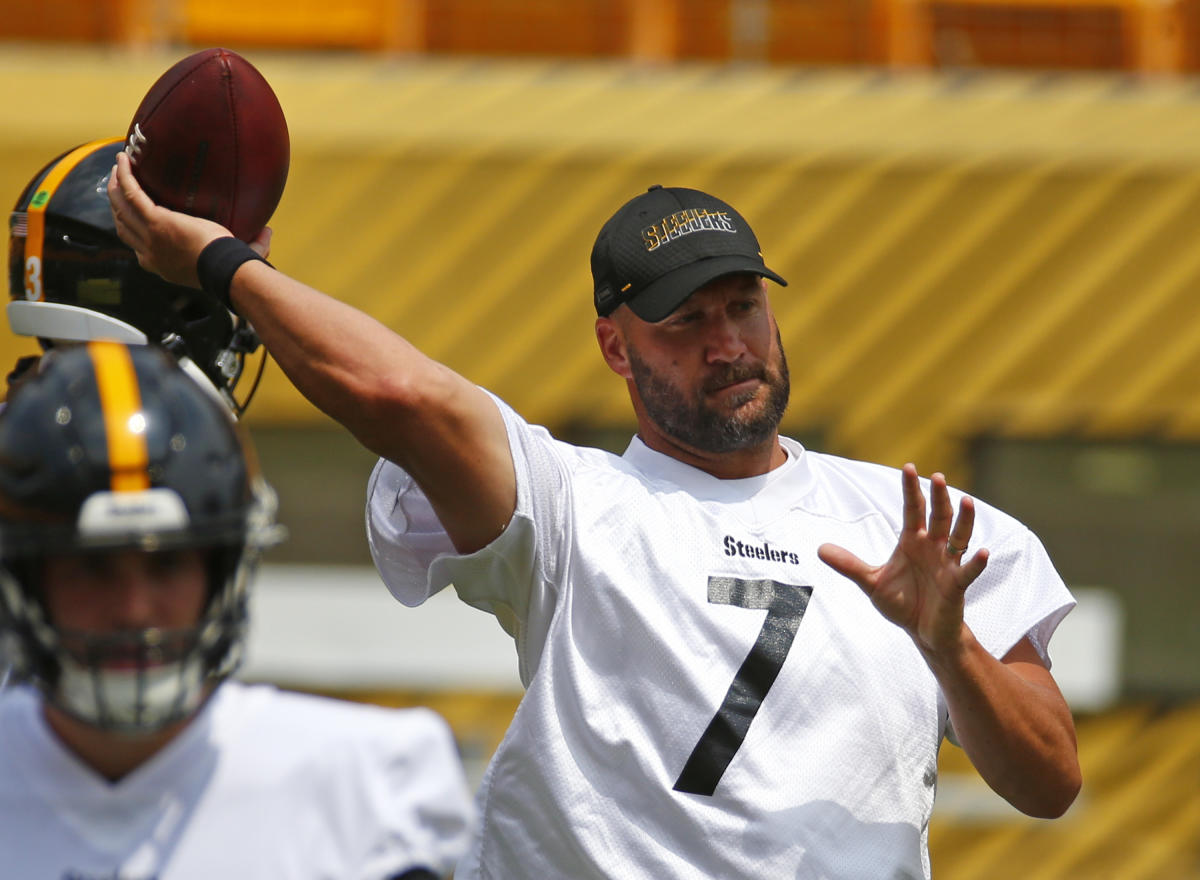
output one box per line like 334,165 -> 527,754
6,1 -> 1200,72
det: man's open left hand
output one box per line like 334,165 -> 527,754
818,463 -> 989,657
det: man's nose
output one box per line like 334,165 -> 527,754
107,577 -> 157,628
704,315 -> 747,363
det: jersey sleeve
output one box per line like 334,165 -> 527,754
350,707 -> 476,880
366,457 -> 458,607
962,520 -> 1075,667
365,393 -> 574,685
934,507 -> 1074,748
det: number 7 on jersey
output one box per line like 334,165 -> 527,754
674,577 -> 813,796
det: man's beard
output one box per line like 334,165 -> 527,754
628,337 -> 790,454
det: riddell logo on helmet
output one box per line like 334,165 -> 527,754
642,209 -> 736,252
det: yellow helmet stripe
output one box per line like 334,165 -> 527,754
88,341 -> 151,492
21,137 -> 123,303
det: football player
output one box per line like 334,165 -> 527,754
8,138 -> 263,414
0,341 -> 473,879
110,157 -> 1081,879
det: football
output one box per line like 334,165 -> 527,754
124,47 -> 290,242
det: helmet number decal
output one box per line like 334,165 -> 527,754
24,255 -> 43,302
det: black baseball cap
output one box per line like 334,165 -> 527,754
591,185 -> 787,322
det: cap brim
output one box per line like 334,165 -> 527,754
626,255 -> 788,322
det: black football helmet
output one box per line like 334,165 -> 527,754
0,342 -> 283,731
8,138 -> 263,415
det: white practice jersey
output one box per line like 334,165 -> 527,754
0,680 -> 474,880
367,396 -> 1074,880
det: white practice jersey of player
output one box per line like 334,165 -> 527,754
0,680 -> 474,880
367,395 -> 1074,880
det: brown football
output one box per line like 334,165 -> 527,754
125,48 -> 289,242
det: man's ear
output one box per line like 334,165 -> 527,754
595,316 -> 632,379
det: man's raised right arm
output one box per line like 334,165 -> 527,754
108,152 -> 515,554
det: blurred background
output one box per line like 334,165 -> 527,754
2,1 -> 1198,876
